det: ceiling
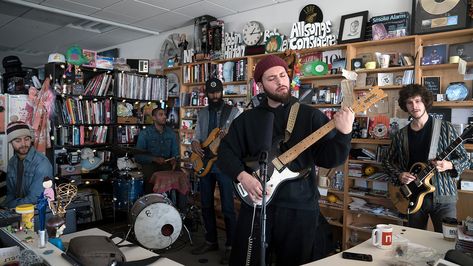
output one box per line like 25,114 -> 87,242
0,0 -> 290,68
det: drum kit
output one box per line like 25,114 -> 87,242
110,146 -> 197,250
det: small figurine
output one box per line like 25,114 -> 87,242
43,177 -> 55,202
46,216 -> 66,251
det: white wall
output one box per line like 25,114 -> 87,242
109,0 -> 412,61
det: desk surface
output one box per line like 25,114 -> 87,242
1,227 -> 182,266
305,224 -> 455,265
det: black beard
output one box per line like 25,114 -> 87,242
265,87 -> 291,104
209,99 -> 223,109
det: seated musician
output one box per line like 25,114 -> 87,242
135,107 -> 185,208
383,84 -> 469,232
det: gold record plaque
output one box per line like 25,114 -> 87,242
413,0 -> 469,34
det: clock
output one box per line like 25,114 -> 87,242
242,21 -> 264,46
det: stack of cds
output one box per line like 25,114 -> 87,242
456,225 -> 473,254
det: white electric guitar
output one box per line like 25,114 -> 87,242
234,86 -> 387,207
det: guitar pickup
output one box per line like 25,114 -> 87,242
400,185 -> 412,198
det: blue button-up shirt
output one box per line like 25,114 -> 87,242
135,125 -> 179,164
3,147 -> 53,208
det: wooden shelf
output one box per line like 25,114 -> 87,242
355,85 -> 403,91
327,220 -> 344,228
300,74 -> 343,81
348,192 -> 389,201
464,144 -> 473,150
458,190 -> 473,195
319,203 -> 344,211
432,100 -> 473,108
348,176 -> 388,182
351,138 -> 391,145
348,159 -> 382,165
350,35 -> 416,47
310,103 -> 341,108
223,80 -> 247,85
346,225 -> 372,233
354,66 -> 415,74
223,94 -> 247,98
183,82 -> 205,86
181,106 -> 206,109
348,210 -> 407,222
163,66 -> 181,71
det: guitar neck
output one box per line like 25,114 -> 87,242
273,120 -> 335,168
418,136 -> 465,182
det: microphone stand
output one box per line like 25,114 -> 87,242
259,151 -> 268,266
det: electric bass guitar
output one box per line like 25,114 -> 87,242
389,124 -> 473,214
190,127 -> 223,177
234,87 -> 387,207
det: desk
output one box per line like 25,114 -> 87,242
0,227 -> 182,265
305,224 -> 455,265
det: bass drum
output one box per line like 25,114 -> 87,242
130,194 -> 182,250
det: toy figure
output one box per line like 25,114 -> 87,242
46,216 -> 66,251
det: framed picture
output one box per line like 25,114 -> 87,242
351,58 -> 363,70
448,42 -> 473,62
422,76 -> 441,97
412,0 -> 468,35
421,44 -> 447,65
82,49 -> 96,68
338,11 -> 369,44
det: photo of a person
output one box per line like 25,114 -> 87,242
449,42 -> 473,62
347,20 -> 360,37
421,44 -> 447,65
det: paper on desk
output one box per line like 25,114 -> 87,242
0,246 -> 20,265
386,242 -> 442,266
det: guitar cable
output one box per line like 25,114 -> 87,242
245,204 -> 257,266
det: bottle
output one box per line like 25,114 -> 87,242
191,91 -> 198,106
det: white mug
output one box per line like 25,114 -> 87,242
380,54 -> 390,68
318,176 -> 331,188
372,224 -> 393,249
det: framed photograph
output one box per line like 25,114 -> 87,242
82,49 -> 96,68
412,0 -> 468,35
338,11 -> 369,44
421,44 -> 447,65
378,73 -> 394,86
449,42 -> 473,62
422,76 -> 441,97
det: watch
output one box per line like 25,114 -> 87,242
242,21 -> 264,46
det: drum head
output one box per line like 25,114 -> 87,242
133,202 -> 182,250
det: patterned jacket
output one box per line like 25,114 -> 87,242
383,118 -> 470,204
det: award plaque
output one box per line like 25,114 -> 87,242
412,0 -> 469,34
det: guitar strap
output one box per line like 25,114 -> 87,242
284,102 -> 300,143
428,118 -> 442,160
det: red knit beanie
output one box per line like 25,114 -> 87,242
253,55 -> 288,83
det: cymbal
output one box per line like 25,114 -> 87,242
110,146 -> 149,155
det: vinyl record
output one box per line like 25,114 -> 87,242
311,60 -> 329,76
302,62 -> 314,76
420,0 -> 460,15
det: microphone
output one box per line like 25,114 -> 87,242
260,111 -> 274,156
445,249 -> 473,266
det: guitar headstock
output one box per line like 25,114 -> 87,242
460,124 -> 473,141
352,86 -> 388,113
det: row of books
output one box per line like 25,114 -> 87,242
182,62 -> 212,84
55,125 -> 110,146
116,72 -> 167,100
116,125 -> 141,144
84,73 -> 113,96
56,98 -> 112,125
214,59 -> 247,82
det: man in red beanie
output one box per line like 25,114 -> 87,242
217,55 -> 354,265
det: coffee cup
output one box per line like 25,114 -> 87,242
318,176 -> 331,188
372,224 -> 393,249
442,217 -> 458,241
